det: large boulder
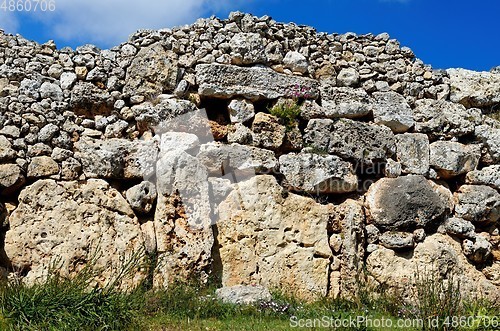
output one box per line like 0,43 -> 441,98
279,153 -> 358,194
395,133 -> 430,175
329,119 -> 396,166
123,43 -> 178,96
413,99 -> 482,138
196,63 -> 319,101
217,175 -> 332,301
330,200 -> 366,300
447,68 -> 500,108
366,234 -> 500,304
74,137 -> 158,179
366,175 -> 448,231
454,185 -> 500,225
429,141 -> 480,179
372,92 -> 414,133
4,179 -> 145,288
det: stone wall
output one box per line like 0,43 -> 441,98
0,12 -> 499,302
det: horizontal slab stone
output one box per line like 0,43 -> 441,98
196,142 -> 277,176
447,68 -> 500,108
74,137 -> 158,179
279,152 -> 358,194
196,63 -> 319,101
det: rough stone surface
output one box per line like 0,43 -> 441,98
474,125 -> 500,163
366,234 -> 500,304
228,99 -> 255,123
0,136 -> 16,161
439,217 -> 476,239
454,185 -> 500,225
0,164 -> 25,194
1,12 -> 500,302
395,133 -> 430,175
314,86 -> 372,119
379,231 -> 415,250
197,142 -> 277,176
227,123 -> 254,145
337,68 -> 360,87
123,43 -> 178,96
283,51 -> 308,74
372,92 -> 415,133
196,63 -> 319,101
466,165 -> 500,191
413,99 -> 482,138
429,141 -> 480,179
329,119 -> 396,166
334,200 -> 366,299
70,82 -> 113,115
463,235 -> 492,265
279,153 -> 358,194
4,179 -> 145,288
217,175 -> 332,301
216,285 -> 272,305
251,112 -> 286,150
75,138 -> 158,179
447,68 -> 500,108
27,156 -> 59,178
303,119 -> 334,152
366,175 -> 447,231
126,181 -> 157,214
229,33 -> 266,65
154,149 -> 213,288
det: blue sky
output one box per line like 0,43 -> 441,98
0,0 -> 498,71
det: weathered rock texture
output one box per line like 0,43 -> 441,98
0,12 -> 499,303
4,179 -> 145,287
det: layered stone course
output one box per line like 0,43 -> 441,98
0,12 -> 499,303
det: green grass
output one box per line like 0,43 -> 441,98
268,99 -> 302,130
0,260 -> 498,331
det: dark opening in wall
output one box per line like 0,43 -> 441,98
200,97 -> 230,124
254,99 -> 274,116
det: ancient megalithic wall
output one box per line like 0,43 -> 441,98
0,12 -> 499,302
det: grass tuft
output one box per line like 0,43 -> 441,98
0,254 -> 498,330
268,99 -> 302,130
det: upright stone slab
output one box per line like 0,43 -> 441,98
217,175 -> 332,301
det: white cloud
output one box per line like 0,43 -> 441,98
33,0 -> 246,46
